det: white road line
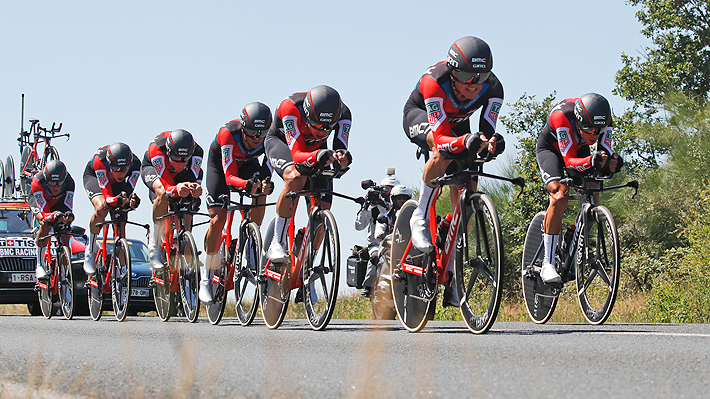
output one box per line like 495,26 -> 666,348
588,331 -> 710,338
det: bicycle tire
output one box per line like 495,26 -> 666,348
153,246 -> 175,322
521,211 -> 559,324
371,239 -> 396,320
456,192 -> 503,334
390,200 -> 435,332
178,231 -> 200,323
303,209 -> 340,331
206,240 -> 231,325
88,255 -> 104,321
0,158 -> 4,198
259,218 -> 290,329
575,205 -> 620,325
19,146 -> 32,196
111,238 -> 132,322
37,255 -> 53,319
41,146 -> 60,168
235,222 -> 262,326
57,246 -> 74,320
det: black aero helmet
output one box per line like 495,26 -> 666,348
303,85 -> 343,131
45,160 -> 67,187
447,36 -> 493,84
240,102 -> 272,139
106,142 -> 132,172
166,129 -> 195,162
574,93 -> 612,135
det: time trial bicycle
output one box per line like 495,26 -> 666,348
391,156 -> 524,333
205,185 -> 274,325
260,163 -> 359,330
87,203 -> 149,321
522,171 -> 638,324
18,118 -> 68,196
151,194 -> 208,322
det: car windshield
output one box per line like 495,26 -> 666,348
0,209 -> 34,234
100,240 -> 149,262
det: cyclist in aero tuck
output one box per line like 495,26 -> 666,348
264,85 -> 352,263
355,170 -> 400,298
141,129 -> 204,270
82,143 -> 142,276
536,93 -> 623,283
402,36 -> 506,300
29,160 -> 75,280
201,102 -> 275,303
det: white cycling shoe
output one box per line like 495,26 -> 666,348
267,241 -> 289,263
409,214 -> 434,253
148,246 -> 165,271
198,267 -> 213,303
35,265 -> 48,281
83,251 -> 96,276
540,262 -> 562,283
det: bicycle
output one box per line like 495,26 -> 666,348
522,171 -> 638,325
205,186 -> 274,325
87,205 -> 149,321
260,164 -> 358,330
151,195 -> 209,322
391,157 -> 524,333
35,213 -> 84,319
17,118 -> 69,196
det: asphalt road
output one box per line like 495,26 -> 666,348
1,316 -> 709,398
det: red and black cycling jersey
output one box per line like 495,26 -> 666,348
269,92 -> 352,168
142,131 -> 204,198
406,61 -> 504,153
215,119 -> 268,190
538,98 -> 614,172
30,170 -> 75,222
86,145 -> 141,206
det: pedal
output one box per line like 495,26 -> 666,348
392,269 -> 406,281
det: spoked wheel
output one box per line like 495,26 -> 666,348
455,192 -> 503,334
57,246 -> 74,320
111,238 -> 132,322
42,146 -> 60,167
178,231 -> 200,323
37,258 -> 54,319
153,248 -> 175,322
576,206 -> 620,325
88,256 -> 104,321
390,200 -> 436,332
234,222 -> 262,326
206,240 -> 233,325
521,211 -> 559,324
303,209 -> 340,331
259,218 -> 290,329
371,238 -> 395,320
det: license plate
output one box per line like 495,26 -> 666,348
131,288 -> 150,297
12,273 -> 35,283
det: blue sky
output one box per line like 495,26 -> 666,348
0,1 -> 650,291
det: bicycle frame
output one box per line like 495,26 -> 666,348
18,119 -> 68,179
36,230 -> 67,295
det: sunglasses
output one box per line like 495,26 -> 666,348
47,179 -> 65,187
452,69 -> 490,85
244,127 -> 267,139
580,126 -> 605,136
308,121 -> 336,132
110,165 -> 127,173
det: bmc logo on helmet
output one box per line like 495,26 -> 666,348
253,119 -> 267,128
447,56 -> 459,68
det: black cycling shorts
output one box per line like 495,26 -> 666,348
205,139 -> 270,209
402,99 -> 471,162
82,162 -> 134,201
536,133 -> 591,186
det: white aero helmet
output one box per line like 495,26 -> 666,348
380,175 -> 400,188
391,185 -> 412,198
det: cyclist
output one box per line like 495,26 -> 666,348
82,143 -> 142,275
264,85 -> 352,263
28,160 -> 75,280
403,36 -> 505,253
355,173 -> 400,298
536,93 -> 623,283
201,102 -> 275,303
141,129 -> 204,270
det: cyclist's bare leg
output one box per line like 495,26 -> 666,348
541,180 -> 569,282
148,180 -> 168,269
411,149 -> 452,251
34,215 -> 52,278
269,165 -> 306,260
250,196 -> 266,226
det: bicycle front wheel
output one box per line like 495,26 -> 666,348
576,206 -> 620,325
456,193 -> 503,334
303,209 -> 340,331
111,238 -> 131,322
37,258 -> 53,319
41,146 -> 60,168
88,255 -> 104,321
206,239 -> 232,325
19,146 -> 32,196
178,231 -> 200,323
235,222 -> 262,326
57,246 -> 74,320
259,218 -> 290,329
153,247 -> 175,322
521,211 -> 559,324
